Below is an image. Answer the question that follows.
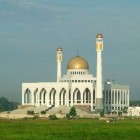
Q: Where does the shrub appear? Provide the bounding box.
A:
[69,106,77,118]
[66,113,70,119]
[40,110,46,114]
[106,110,111,115]
[100,109,104,117]
[49,114,58,120]
[27,110,34,115]
[122,107,128,114]
[118,111,122,116]
[33,114,39,119]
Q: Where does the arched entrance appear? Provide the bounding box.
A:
[24,88,31,104]
[34,88,38,104]
[39,88,47,106]
[73,88,81,104]
[59,88,66,105]
[49,88,56,106]
[93,89,95,103]
[83,88,91,104]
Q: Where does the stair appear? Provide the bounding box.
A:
[47,105,70,114]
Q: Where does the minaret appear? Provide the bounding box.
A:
[96,34,103,112]
[57,47,62,82]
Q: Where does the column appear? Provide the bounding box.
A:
[108,90,109,106]
[117,89,118,111]
[91,88,93,111]
[125,90,127,107]
[22,87,25,105]
[81,89,83,104]
[31,88,34,105]
[104,90,106,106]
[71,89,73,106]
[41,92,44,105]
[125,91,127,106]
[56,90,59,107]
[66,90,69,106]
[37,92,40,106]
[46,89,49,107]
[75,92,77,104]
[110,90,112,111]
[119,90,121,110]
[127,90,129,107]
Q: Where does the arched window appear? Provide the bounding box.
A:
[83,88,91,103]
[24,88,31,104]
[49,88,56,106]
[73,88,81,104]
[59,88,66,105]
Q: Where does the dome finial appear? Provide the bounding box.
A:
[57,47,62,51]
[96,34,103,38]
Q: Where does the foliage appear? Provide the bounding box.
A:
[33,115,39,119]
[122,107,128,114]
[118,111,122,116]
[66,113,70,119]
[69,106,77,118]
[40,110,46,114]
[130,100,140,106]
[48,114,58,120]
[112,111,117,114]
[106,110,111,115]
[100,109,104,117]
[27,110,34,115]
[0,97,19,112]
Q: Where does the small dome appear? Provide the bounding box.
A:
[57,47,62,51]
[67,56,89,70]
[96,34,103,38]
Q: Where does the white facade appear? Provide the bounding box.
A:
[22,64,96,111]
[96,34,103,111]
[22,34,130,112]
[104,81,129,114]
[128,107,140,116]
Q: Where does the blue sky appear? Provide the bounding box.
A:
[0,0,140,102]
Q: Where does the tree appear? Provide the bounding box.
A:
[0,97,19,112]
[69,106,77,118]
[40,110,46,114]
[122,107,128,114]
[118,110,122,116]
[100,109,104,117]
[49,114,58,120]
[130,100,140,106]
[27,110,34,115]
[106,109,111,115]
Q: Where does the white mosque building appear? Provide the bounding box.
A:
[22,34,129,113]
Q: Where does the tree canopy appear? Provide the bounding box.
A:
[69,106,77,118]
[0,97,19,112]
[130,100,140,106]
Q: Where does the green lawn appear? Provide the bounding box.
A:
[0,118,140,140]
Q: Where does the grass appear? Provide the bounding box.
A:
[0,118,140,140]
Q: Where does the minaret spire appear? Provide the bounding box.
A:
[96,34,103,112]
[57,47,62,82]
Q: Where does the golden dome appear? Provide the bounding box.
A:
[67,56,89,70]
[96,34,103,38]
[57,47,62,51]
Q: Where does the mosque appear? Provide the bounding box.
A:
[22,34,129,113]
